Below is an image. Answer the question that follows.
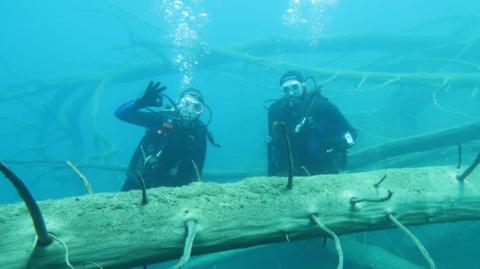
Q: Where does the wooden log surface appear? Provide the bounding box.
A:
[1,165,479,268]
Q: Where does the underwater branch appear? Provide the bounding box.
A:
[347,120,480,169]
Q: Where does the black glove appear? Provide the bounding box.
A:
[135,81,167,108]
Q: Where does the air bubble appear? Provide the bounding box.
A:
[281,0,338,43]
[173,0,183,9]
[154,0,209,87]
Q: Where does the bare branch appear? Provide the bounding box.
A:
[311,215,343,269]
[66,160,93,194]
[388,214,436,269]
[172,220,198,269]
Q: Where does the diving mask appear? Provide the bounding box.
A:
[281,79,303,97]
[177,94,204,121]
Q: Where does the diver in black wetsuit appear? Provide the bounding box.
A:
[115,81,219,191]
[267,71,357,176]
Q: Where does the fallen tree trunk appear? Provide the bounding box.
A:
[0,165,479,268]
[348,121,480,170]
[375,140,480,169]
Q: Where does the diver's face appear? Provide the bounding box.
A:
[281,79,303,97]
[177,94,203,121]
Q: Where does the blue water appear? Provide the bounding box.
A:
[1,1,479,268]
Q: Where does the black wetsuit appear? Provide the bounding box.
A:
[267,90,357,176]
[115,100,207,190]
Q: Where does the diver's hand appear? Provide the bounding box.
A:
[135,81,167,108]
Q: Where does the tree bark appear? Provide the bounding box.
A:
[1,165,479,268]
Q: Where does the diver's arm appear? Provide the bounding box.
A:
[115,81,167,128]
[314,99,357,148]
[331,104,357,143]
[330,104,357,147]
[114,100,163,128]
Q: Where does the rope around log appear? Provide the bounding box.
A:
[388,214,436,269]
[311,215,344,269]
[172,219,198,269]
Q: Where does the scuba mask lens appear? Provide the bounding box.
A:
[191,102,203,114]
[177,95,204,120]
[281,80,303,97]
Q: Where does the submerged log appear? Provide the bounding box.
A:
[0,165,479,268]
[348,121,480,170]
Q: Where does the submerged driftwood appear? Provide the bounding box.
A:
[347,121,480,170]
[0,165,479,268]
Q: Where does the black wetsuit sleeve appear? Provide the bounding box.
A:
[313,98,357,144]
[114,100,163,128]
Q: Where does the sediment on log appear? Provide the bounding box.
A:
[0,165,479,268]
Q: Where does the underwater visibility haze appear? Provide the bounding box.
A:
[1,0,480,268]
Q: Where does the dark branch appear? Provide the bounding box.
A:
[373,175,388,188]
[136,172,148,205]
[0,162,52,246]
[275,121,294,190]
[350,190,394,207]
[456,151,480,181]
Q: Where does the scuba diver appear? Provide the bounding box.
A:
[115,81,219,191]
[267,71,357,176]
